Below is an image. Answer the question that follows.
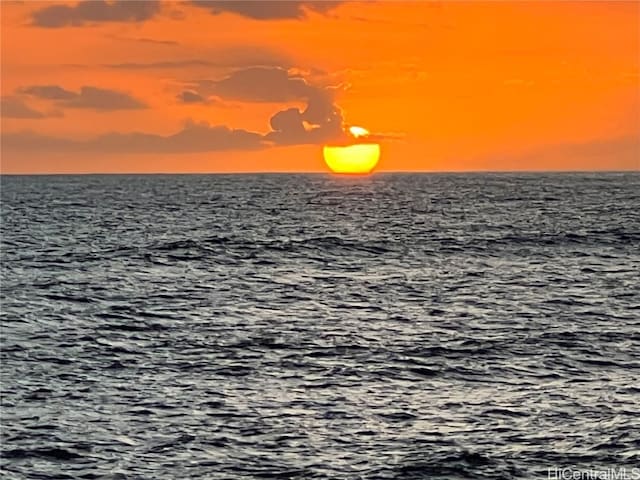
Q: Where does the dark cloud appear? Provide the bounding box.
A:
[0,96,61,119]
[177,90,207,104]
[31,0,161,28]
[265,103,345,146]
[189,66,348,145]
[21,85,76,100]
[205,66,311,103]
[4,65,394,152]
[21,85,147,111]
[195,65,402,146]
[302,91,341,125]
[269,108,305,134]
[65,86,147,110]
[2,120,264,154]
[190,1,343,20]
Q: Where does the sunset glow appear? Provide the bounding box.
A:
[0,1,638,173]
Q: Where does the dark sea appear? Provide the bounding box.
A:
[1,173,639,480]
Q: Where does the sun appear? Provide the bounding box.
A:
[323,144,381,174]
[349,126,370,138]
[323,126,381,174]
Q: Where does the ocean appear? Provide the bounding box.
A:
[1,173,639,479]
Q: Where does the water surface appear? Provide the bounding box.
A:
[2,173,639,479]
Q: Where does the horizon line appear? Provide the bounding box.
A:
[1,169,639,177]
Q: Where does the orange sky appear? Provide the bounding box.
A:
[1,1,639,173]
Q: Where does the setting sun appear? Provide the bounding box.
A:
[324,125,380,174]
[323,142,381,174]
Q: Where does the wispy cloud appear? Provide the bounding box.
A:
[2,120,264,153]
[105,34,180,46]
[1,96,62,119]
[20,85,76,100]
[105,47,292,71]
[22,85,147,111]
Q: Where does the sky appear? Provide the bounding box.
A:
[1,0,639,174]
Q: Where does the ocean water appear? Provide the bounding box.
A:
[1,173,639,480]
